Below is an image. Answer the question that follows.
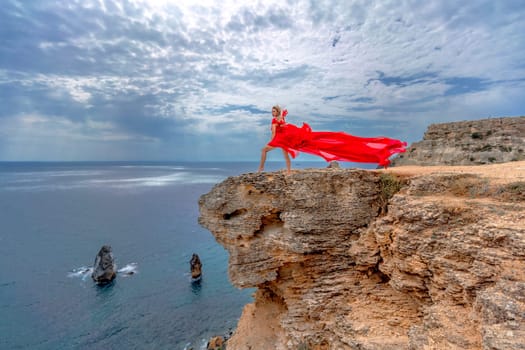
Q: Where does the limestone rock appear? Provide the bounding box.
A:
[91,245,116,284]
[207,336,225,350]
[475,280,525,350]
[199,161,525,350]
[327,161,340,168]
[391,116,525,166]
[190,253,202,280]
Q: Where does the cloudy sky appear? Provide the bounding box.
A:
[1,0,524,162]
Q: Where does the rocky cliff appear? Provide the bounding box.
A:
[199,161,525,350]
[391,116,525,166]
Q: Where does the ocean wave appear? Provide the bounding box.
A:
[83,172,224,188]
[67,263,138,280]
[10,170,105,178]
[183,338,209,350]
[1,184,89,192]
[0,170,106,191]
[85,172,186,187]
[0,171,224,191]
[67,266,93,280]
[118,165,187,170]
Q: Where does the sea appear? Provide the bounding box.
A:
[0,160,329,350]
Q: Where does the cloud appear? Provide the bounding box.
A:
[0,0,524,161]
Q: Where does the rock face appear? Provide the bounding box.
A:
[391,116,525,166]
[199,163,525,350]
[91,245,117,284]
[190,253,202,280]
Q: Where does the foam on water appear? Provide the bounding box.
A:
[183,338,210,350]
[67,267,93,280]
[68,263,138,280]
[117,263,138,276]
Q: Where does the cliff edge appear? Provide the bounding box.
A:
[199,161,525,349]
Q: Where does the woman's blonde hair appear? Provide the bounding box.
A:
[272,105,281,116]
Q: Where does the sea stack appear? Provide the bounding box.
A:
[91,245,117,284]
[190,253,202,280]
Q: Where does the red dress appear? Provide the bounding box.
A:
[268,117,407,167]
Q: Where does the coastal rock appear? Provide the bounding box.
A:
[207,336,225,350]
[190,253,202,280]
[91,245,117,284]
[327,161,340,168]
[391,116,525,166]
[199,161,525,350]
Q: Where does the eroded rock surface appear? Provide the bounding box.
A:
[199,163,525,350]
[190,253,203,280]
[391,116,525,166]
[91,245,117,284]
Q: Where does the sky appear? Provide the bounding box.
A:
[0,0,524,162]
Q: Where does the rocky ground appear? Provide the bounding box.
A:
[199,161,525,350]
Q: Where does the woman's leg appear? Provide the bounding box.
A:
[258,145,275,171]
[282,149,291,174]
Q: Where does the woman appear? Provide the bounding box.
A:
[258,106,407,172]
[258,105,292,174]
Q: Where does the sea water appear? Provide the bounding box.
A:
[0,161,327,349]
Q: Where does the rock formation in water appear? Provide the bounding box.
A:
[391,116,525,166]
[199,161,525,349]
[207,335,225,350]
[91,245,117,284]
[190,253,202,280]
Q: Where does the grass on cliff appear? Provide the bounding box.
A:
[449,177,525,202]
[448,175,490,197]
[497,181,525,202]
[379,173,407,214]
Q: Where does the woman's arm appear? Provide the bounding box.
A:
[270,124,277,140]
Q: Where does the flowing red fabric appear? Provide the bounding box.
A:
[268,119,407,167]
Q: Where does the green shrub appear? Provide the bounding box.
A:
[379,173,406,214]
[380,173,404,199]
